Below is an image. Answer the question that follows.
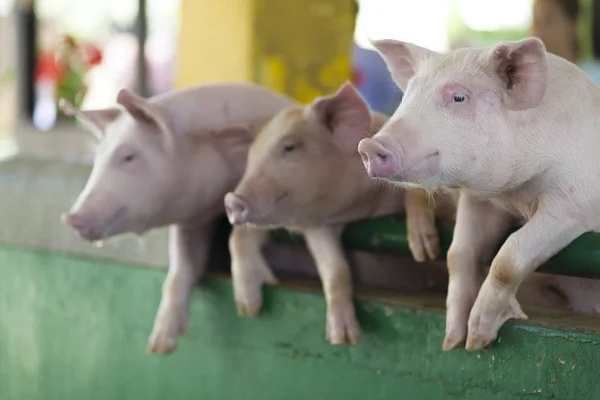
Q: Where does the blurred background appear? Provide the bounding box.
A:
[0,0,598,147]
[0,1,599,397]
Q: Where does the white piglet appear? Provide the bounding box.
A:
[61,83,296,353]
[358,37,600,351]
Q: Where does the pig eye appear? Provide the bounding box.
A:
[453,94,466,103]
[122,154,136,163]
[280,139,303,156]
[282,141,303,155]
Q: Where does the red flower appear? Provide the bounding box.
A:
[82,43,103,66]
[35,50,61,82]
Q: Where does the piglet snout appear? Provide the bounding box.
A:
[61,212,98,241]
[357,138,399,178]
[60,212,74,226]
[61,212,86,230]
[224,193,249,225]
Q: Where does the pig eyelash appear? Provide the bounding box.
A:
[453,94,466,103]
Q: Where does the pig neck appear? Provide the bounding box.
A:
[172,142,243,227]
[162,126,271,228]
[307,112,405,227]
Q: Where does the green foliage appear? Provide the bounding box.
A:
[57,66,87,111]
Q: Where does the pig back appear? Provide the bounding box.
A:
[153,83,298,136]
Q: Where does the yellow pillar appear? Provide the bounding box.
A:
[175,0,355,102]
[175,0,254,86]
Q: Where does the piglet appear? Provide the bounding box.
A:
[358,37,600,351]
[224,83,456,345]
[60,83,296,353]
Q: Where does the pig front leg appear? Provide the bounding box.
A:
[405,188,440,262]
[230,225,277,316]
[148,222,216,354]
[303,226,359,345]
[444,193,512,351]
[466,205,586,351]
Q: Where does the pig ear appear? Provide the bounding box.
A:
[304,82,371,153]
[59,98,120,140]
[116,88,172,133]
[370,39,436,91]
[488,38,548,111]
[211,126,254,175]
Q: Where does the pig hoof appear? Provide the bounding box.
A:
[147,336,177,354]
[326,299,360,345]
[466,292,528,352]
[443,287,479,351]
[407,224,440,262]
[236,301,262,317]
[233,264,278,317]
[147,307,189,355]
[465,335,493,352]
[442,329,466,351]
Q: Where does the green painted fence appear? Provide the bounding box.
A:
[1,245,600,400]
[272,217,600,279]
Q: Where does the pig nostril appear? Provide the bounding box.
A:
[227,203,246,217]
[224,193,249,224]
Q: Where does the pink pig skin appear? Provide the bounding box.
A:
[223,82,580,346]
[60,82,297,354]
[359,37,600,351]
[224,83,459,345]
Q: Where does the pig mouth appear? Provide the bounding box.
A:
[246,192,289,224]
[392,152,439,183]
[77,208,126,242]
[99,208,127,239]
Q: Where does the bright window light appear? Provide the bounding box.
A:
[354,0,450,52]
[0,0,14,17]
[457,0,532,31]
